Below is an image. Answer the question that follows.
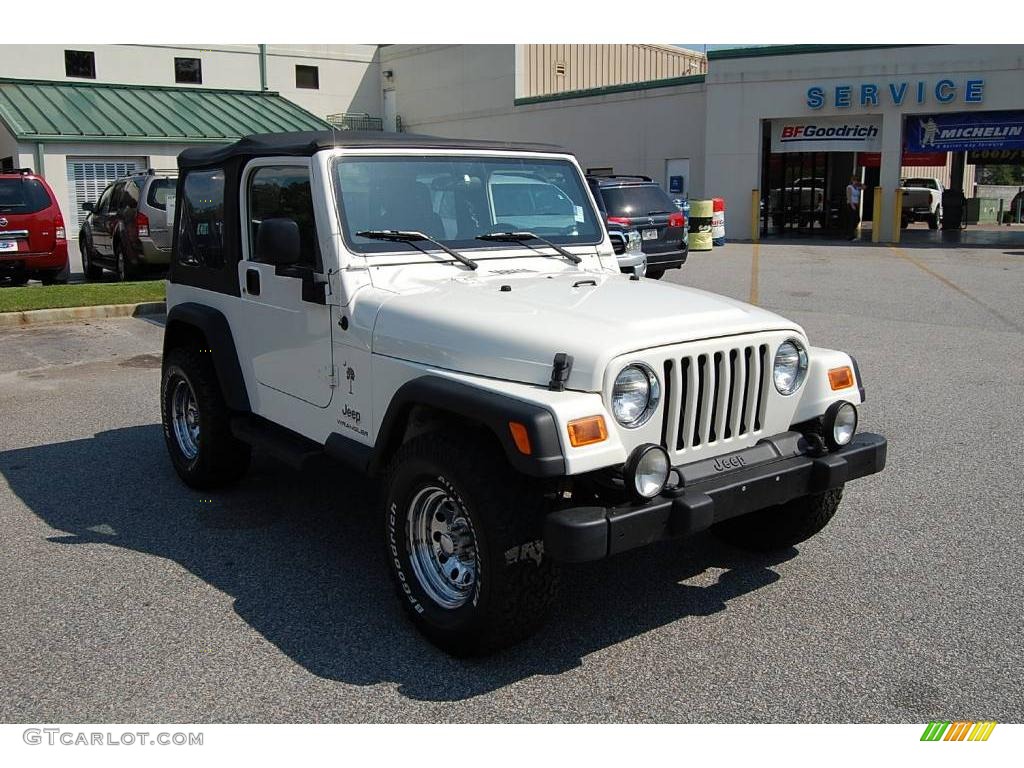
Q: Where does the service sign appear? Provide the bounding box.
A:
[771,115,882,153]
[904,110,1024,153]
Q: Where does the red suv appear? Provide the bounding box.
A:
[0,169,69,285]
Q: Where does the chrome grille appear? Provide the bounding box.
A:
[662,343,769,454]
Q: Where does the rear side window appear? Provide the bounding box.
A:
[248,165,319,268]
[600,184,677,217]
[146,178,175,210]
[177,170,225,268]
[0,178,53,214]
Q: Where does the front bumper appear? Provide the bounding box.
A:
[544,432,887,562]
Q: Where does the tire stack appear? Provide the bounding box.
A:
[689,199,714,251]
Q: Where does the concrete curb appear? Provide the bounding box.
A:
[0,301,166,329]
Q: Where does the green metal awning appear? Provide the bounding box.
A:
[0,78,332,144]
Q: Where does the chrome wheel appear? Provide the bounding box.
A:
[406,485,478,609]
[170,377,200,460]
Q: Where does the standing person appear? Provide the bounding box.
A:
[845,176,862,241]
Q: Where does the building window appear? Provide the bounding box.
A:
[64,50,96,79]
[587,167,614,177]
[174,57,203,85]
[295,65,319,90]
[0,156,13,172]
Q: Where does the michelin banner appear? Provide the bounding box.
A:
[905,111,1024,153]
[771,116,882,153]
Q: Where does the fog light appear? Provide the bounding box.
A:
[823,401,857,450]
[624,444,670,501]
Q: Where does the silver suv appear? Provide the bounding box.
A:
[79,170,177,281]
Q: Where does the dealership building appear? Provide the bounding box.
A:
[1,43,1021,243]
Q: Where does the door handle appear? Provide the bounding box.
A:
[246,269,261,296]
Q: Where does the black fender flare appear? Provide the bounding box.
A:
[328,375,566,478]
[163,302,250,412]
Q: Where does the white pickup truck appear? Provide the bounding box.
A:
[900,177,943,229]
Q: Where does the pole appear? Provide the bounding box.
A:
[258,44,268,92]
[872,187,882,243]
[892,188,903,244]
[751,189,760,242]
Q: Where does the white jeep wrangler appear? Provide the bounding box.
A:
[161,131,887,655]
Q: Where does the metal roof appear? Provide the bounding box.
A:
[178,130,568,168]
[0,78,332,144]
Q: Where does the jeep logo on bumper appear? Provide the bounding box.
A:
[713,455,747,472]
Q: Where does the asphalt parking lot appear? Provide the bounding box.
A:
[1,241,1022,723]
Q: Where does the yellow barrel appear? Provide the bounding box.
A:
[689,199,714,218]
[690,230,714,251]
[688,199,714,250]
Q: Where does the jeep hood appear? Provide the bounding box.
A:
[371,272,800,392]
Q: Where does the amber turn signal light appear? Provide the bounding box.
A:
[508,421,532,455]
[567,415,608,447]
[828,366,854,391]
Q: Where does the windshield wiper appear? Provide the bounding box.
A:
[356,230,478,270]
[475,232,582,264]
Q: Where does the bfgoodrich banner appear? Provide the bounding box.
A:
[905,111,1024,153]
[771,116,882,153]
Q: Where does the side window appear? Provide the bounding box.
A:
[248,165,319,268]
[109,182,126,211]
[124,180,140,208]
[177,169,226,268]
[96,185,114,214]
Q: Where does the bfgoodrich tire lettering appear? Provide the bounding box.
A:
[160,347,250,489]
[383,431,559,655]
[712,487,844,551]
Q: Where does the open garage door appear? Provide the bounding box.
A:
[65,157,145,231]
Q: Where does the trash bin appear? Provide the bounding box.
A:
[711,198,726,245]
[689,199,714,251]
[942,188,965,230]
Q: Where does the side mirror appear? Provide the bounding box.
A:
[255,218,301,266]
[82,201,94,212]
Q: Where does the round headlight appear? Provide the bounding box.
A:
[773,339,809,395]
[612,364,661,428]
[624,444,671,500]
[824,400,858,449]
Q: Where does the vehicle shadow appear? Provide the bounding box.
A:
[0,425,796,703]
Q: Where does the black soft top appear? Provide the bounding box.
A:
[178,130,568,170]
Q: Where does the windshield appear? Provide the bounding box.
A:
[0,178,51,214]
[334,155,602,253]
[600,184,677,217]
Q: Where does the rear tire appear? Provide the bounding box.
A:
[383,430,559,655]
[5,272,29,286]
[712,488,843,552]
[928,207,941,230]
[161,347,251,489]
[646,268,665,280]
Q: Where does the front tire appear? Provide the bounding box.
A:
[161,347,251,489]
[80,236,104,280]
[712,488,843,552]
[383,431,559,655]
[646,268,665,280]
[928,206,941,230]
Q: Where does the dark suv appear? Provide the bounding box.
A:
[587,175,687,280]
[79,170,177,281]
[0,168,69,285]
